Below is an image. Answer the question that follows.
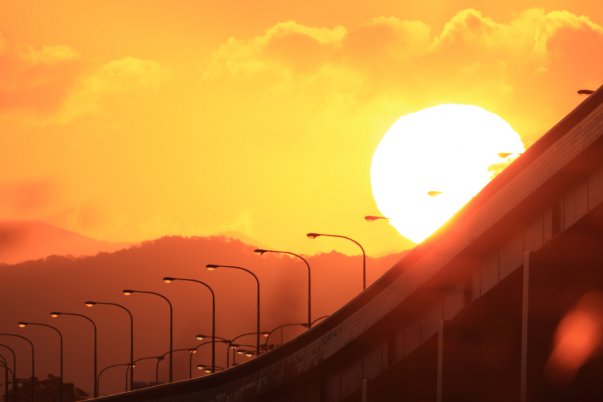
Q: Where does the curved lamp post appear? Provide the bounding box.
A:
[364,215,389,222]
[307,232,367,290]
[224,331,269,368]
[194,336,231,371]
[157,348,197,381]
[0,333,35,402]
[310,314,329,327]
[126,355,164,385]
[123,289,174,383]
[50,311,98,397]
[97,363,130,395]
[0,355,15,402]
[0,349,16,401]
[190,341,215,377]
[163,276,216,373]
[254,249,312,328]
[18,322,63,402]
[196,364,224,374]
[206,264,261,356]
[85,300,135,390]
[263,322,308,351]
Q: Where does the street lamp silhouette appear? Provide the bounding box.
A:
[578,89,594,95]
[18,321,63,402]
[232,344,256,366]
[126,355,164,385]
[364,215,389,222]
[122,289,174,383]
[156,348,197,381]
[263,322,308,351]
[205,264,261,356]
[97,363,130,395]
[85,300,135,391]
[0,355,15,400]
[306,232,367,290]
[163,276,216,373]
[224,331,269,368]
[194,335,231,371]
[0,333,35,402]
[0,345,16,399]
[196,364,224,374]
[254,249,313,329]
[50,311,98,397]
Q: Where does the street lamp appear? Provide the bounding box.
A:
[157,348,197,381]
[0,333,35,402]
[306,232,367,290]
[84,300,135,391]
[205,264,261,356]
[50,311,98,397]
[0,355,15,401]
[263,322,308,351]
[0,345,16,399]
[122,289,174,383]
[193,336,230,371]
[196,364,224,374]
[364,215,389,221]
[97,363,130,395]
[578,89,595,95]
[224,331,269,368]
[254,249,312,328]
[127,355,164,385]
[18,321,63,402]
[163,276,216,373]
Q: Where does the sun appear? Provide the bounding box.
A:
[370,104,524,243]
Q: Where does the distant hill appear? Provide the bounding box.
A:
[0,220,129,264]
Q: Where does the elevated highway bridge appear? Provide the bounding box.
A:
[93,86,603,402]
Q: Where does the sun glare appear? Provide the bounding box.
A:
[371,104,524,243]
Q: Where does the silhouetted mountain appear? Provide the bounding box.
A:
[0,221,129,264]
[0,235,405,397]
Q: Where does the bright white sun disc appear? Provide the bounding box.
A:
[371,104,524,243]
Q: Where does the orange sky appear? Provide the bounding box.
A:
[1,1,602,256]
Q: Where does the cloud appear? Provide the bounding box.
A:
[203,9,603,118]
[21,44,78,66]
[54,56,167,123]
[0,37,80,113]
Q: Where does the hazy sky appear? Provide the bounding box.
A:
[1,1,601,255]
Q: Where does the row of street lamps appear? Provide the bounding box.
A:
[1,229,371,400]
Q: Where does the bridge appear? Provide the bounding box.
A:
[92,86,603,401]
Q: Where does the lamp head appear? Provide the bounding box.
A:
[196,364,205,371]
[261,331,270,338]
[206,264,218,271]
[195,334,206,341]
[189,349,197,354]
[17,322,28,328]
[306,233,320,239]
[84,301,96,308]
[427,190,442,197]
[245,352,253,358]
[122,290,134,296]
[254,249,267,255]
[158,356,165,361]
[204,368,213,374]
[364,215,388,222]
[50,312,61,318]
[162,277,175,284]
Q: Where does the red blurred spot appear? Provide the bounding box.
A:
[546,292,603,384]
